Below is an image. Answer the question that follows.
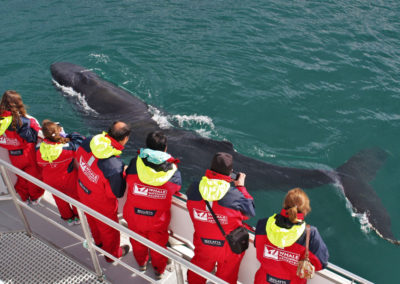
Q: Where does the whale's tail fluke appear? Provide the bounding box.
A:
[336,148,399,245]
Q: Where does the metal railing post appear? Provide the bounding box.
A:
[77,208,104,281]
[0,165,32,237]
[174,260,184,284]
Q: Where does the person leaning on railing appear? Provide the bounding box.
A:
[0,90,44,204]
[75,121,131,263]
[254,187,329,284]
[36,119,84,226]
[123,131,182,280]
[186,152,256,284]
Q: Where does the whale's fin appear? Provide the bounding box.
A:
[337,147,388,183]
[336,148,399,245]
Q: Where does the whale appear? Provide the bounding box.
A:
[50,62,398,245]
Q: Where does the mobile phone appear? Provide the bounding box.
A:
[230,171,239,181]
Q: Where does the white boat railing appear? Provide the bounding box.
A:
[0,156,374,284]
[0,158,228,284]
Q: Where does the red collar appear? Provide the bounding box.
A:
[280,209,304,221]
[0,111,12,117]
[167,157,180,164]
[205,169,232,183]
[106,134,124,151]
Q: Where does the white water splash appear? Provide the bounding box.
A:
[89,53,110,64]
[253,146,276,158]
[195,128,212,138]
[346,198,373,234]
[122,80,132,85]
[52,79,97,115]
[148,105,172,129]
[147,105,215,138]
[332,179,374,235]
[172,114,215,129]
[351,211,372,234]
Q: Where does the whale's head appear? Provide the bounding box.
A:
[50,62,153,118]
[50,62,94,89]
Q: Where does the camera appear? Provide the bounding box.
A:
[230,171,239,181]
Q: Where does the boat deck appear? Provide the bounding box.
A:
[0,231,104,284]
[0,192,179,284]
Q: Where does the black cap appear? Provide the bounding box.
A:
[210,152,233,176]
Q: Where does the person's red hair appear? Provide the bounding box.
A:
[283,187,311,223]
[42,119,70,144]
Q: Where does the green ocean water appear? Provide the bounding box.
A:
[1,0,399,282]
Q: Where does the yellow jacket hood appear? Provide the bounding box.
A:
[90,132,122,159]
[266,214,306,248]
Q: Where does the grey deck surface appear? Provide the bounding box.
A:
[0,193,177,284]
[0,231,105,284]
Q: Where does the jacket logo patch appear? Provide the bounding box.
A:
[0,136,20,146]
[192,208,228,225]
[263,245,300,266]
[134,207,156,216]
[133,184,167,199]
[201,238,225,247]
[79,156,99,184]
[9,149,23,156]
[266,274,290,284]
[78,180,92,195]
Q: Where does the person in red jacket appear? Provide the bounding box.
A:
[0,90,44,204]
[254,188,329,284]
[186,152,256,284]
[36,120,84,225]
[123,131,181,279]
[76,121,130,262]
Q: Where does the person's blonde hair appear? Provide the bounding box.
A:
[283,187,311,223]
[42,119,70,144]
[0,90,27,129]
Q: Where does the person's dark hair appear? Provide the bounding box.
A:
[146,131,167,151]
[42,119,70,144]
[210,152,233,176]
[108,121,131,142]
[0,90,27,129]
